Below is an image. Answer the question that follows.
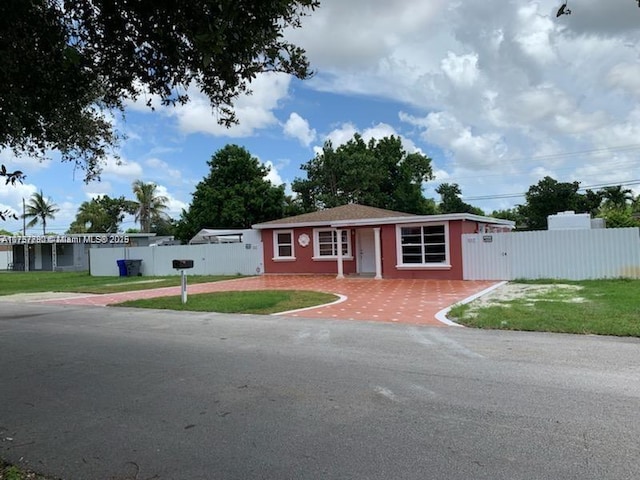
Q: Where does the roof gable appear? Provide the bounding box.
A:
[252,204,516,230]
[253,204,413,228]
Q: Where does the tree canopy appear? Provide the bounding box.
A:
[435,183,484,215]
[67,195,136,233]
[517,176,582,230]
[515,176,640,229]
[0,0,318,180]
[131,181,169,233]
[292,134,436,214]
[175,145,288,243]
[22,190,59,234]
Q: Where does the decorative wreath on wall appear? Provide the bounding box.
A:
[297,233,310,247]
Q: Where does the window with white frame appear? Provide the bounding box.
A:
[398,223,448,265]
[273,230,294,259]
[313,229,351,258]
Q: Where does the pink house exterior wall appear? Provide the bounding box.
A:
[261,219,488,280]
[261,227,357,275]
[379,220,478,280]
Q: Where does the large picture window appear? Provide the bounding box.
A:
[273,230,294,260]
[398,224,448,265]
[313,229,351,258]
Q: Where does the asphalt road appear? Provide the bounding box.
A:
[1,302,639,480]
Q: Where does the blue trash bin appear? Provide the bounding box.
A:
[116,259,127,277]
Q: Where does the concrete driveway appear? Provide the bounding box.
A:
[32,275,500,326]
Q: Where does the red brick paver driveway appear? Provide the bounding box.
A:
[39,275,500,327]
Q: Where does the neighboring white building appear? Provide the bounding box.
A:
[189,228,260,245]
[547,211,605,230]
[1,233,162,271]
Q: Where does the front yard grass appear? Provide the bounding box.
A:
[0,271,241,295]
[116,290,338,314]
[449,279,640,337]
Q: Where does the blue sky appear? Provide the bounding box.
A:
[2,0,640,235]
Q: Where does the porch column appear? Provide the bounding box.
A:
[374,227,382,279]
[52,242,57,271]
[336,228,344,279]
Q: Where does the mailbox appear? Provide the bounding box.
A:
[172,259,194,269]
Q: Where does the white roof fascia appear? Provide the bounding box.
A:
[254,213,515,230]
[331,213,514,227]
[252,220,349,230]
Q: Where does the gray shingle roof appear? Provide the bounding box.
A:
[253,204,413,227]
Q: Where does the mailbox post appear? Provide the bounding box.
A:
[172,259,194,304]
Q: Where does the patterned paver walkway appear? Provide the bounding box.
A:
[36,275,500,327]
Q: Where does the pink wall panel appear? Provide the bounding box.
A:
[261,227,356,275]
[261,220,480,280]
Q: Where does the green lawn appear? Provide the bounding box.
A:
[0,271,240,295]
[449,279,640,337]
[116,290,338,314]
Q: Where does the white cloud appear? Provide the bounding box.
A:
[169,73,291,138]
[441,52,480,88]
[315,122,421,156]
[402,111,506,170]
[83,181,113,199]
[286,0,447,71]
[263,160,285,186]
[514,4,557,65]
[145,158,182,181]
[607,63,640,97]
[154,184,188,218]
[100,155,144,180]
[0,184,37,205]
[283,113,316,146]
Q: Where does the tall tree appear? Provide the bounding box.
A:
[517,176,581,230]
[67,195,133,233]
[175,145,287,243]
[575,189,604,217]
[600,186,634,210]
[23,190,59,234]
[292,134,436,214]
[131,181,169,233]
[491,208,525,228]
[0,0,318,180]
[435,183,484,215]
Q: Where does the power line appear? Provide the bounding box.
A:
[434,156,640,183]
[464,179,640,202]
[506,143,640,163]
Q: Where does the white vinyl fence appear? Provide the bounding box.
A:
[0,249,12,270]
[462,228,640,280]
[90,242,264,276]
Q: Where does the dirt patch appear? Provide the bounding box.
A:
[462,283,586,316]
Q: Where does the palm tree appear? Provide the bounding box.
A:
[601,185,634,210]
[131,180,169,233]
[23,190,59,234]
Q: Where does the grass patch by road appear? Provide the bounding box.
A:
[0,271,242,295]
[1,459,51,480]
[449,279,640,337]
[116,290,338,314]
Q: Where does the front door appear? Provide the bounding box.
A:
[357,229,376,274]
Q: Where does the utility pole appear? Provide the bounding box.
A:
[22,198,26,236]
